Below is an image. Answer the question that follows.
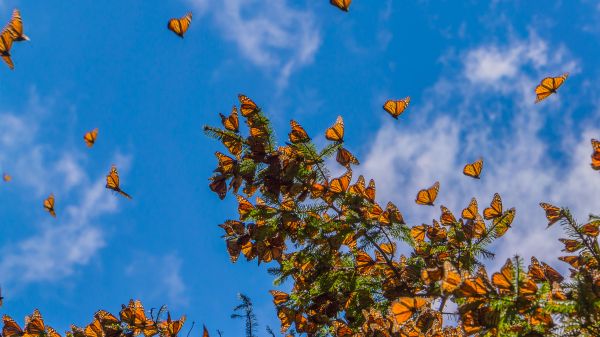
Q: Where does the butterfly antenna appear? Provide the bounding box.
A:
[217,330,223,337]
[186,321,195,337]
[150,308,156,321]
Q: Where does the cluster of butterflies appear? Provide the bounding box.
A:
[0,9,193,70]
[0,300,212,337]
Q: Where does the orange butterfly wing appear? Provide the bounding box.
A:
[383,97,410,119]
[219,106,239,132]
[539,202,562,227]
[534,73,568,103]
[43,194,56,217]
[6,9,28,42]
[238,94,258,116]
[3,173,11,182]
[288,120,310,144]
[463,158,483,179]
[167,12,192,38]
[0,30,14,70]
[391,297,428,324]
[483,193,502,219]
[415,181,439,206]
[330,0,352,11]
[106,165,132,199]
[591,139,600,170]
[83,128,98,147]
[325,116,344,142]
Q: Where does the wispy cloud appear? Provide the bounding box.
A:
[359,33,598,272]
[187,0,321,88]
[0,93,130,289]
[125,253,189,307]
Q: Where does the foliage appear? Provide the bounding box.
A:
[205,95,600,336]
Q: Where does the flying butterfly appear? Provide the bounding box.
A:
[2,173,11,182]
[5,9,29,42]
[167,12,192,38]
[43,194,56,217]
[483,193,502,220]
[415,181,439,206]
[463,158,483,179]
[539,202,563,227]
[220,106,239,132]
[83,128,98,148]
[0,29,14,69]
[591,139,600,170]
[534,73,568,103]
[383,97,410,119]
[325,116,344,142]
[330,0,352,11]
[106,165,132,199]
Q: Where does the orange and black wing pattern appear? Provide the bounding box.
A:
[5,9,29,42]
[0,29,14,70]
[383,97,410,119]
[591,139,600,170]
[106,165,132,199]
[415,181,439,206]
[463,158,483,179]
[534,73,568,103]
[43,194,56,217]
[330,0,352,11]
[325,116,344,142]
[167,12,192,38]
[83,128,98,148]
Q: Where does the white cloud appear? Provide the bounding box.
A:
[0,93,129,289]
[125,253,189,307]
[359,33,599,272]
[187,0,321,88]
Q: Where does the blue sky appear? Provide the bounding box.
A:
[1,0,600,335]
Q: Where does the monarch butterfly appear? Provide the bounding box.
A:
[539,202,562,227]
[0,29,14,69]
[2,173,11,182]
[591,139,600,170]
[410,224,427,242]
[220,106,239,132]
[528,256,564,284]
[335,147,359,168]
[329,170,352,194]
[5,9,29,42]
[483,193,502,220]
[43,194,56,217]
[288,120,309,143]
[463,158,483,179]
[236,195,254,220]
[83,128,98,148]
[383,97,410,119]
[24,309,45,337]
[440,205,457,225]
[215,152,236,175]
[269,290,290,306]
[415,181,439,206]
[355,251,376,274]
[442,261,461,294]
[325,116,344,142]
[158,313,186,337]
[534,73,568,103]
[330,0,352,11]
[390,297,428,324]
[462,197,478,220]
[167,12,192,38]
[3,315,23,337]
[105,165,132,199]
[238,94,258,116]
[492,259,514,295]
